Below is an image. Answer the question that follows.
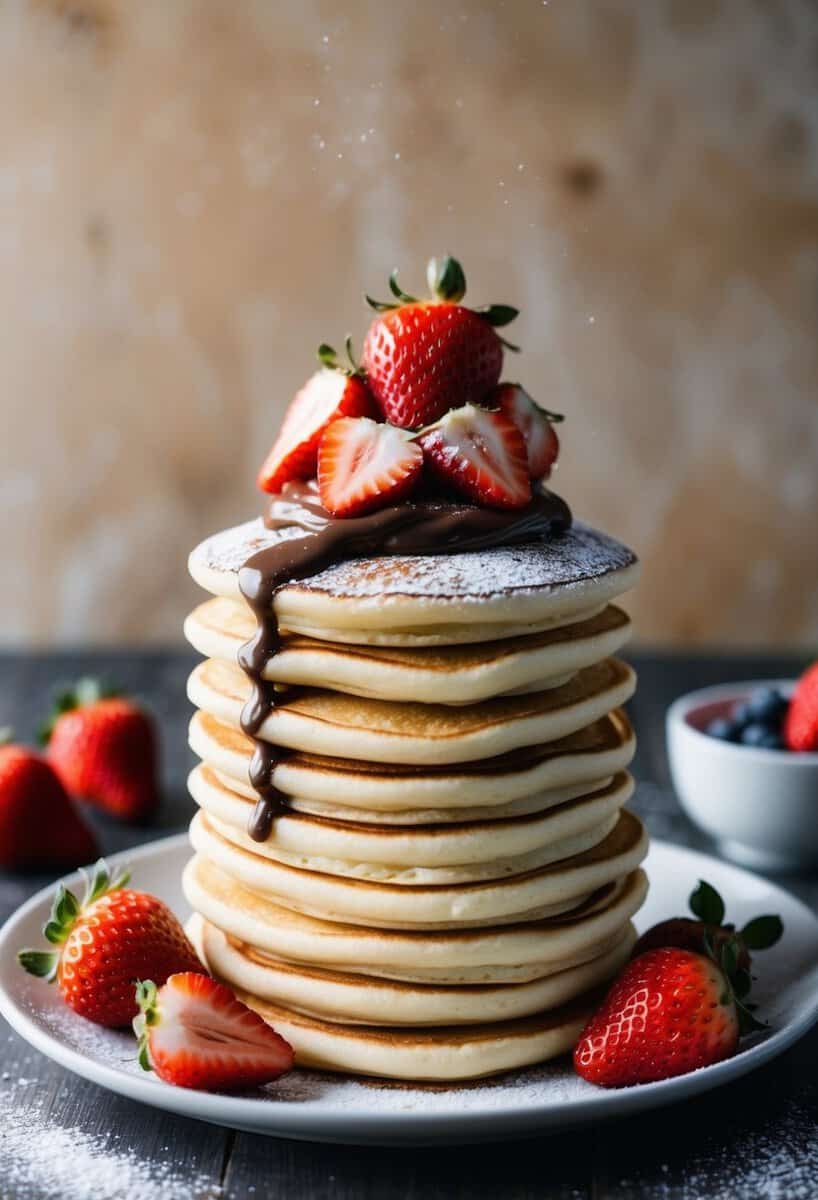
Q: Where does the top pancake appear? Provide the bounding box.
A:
[188,518,639,644]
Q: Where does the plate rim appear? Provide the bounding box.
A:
[1,832,817,1143]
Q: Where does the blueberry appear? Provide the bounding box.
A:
[741,722,773,746]
[706,718,738,742]
[746,687,789,725]
[731,700,753,729]
[758,732,785,750]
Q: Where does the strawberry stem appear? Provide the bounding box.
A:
[38,678,121,745]
[133,979,159,1071]
[17,857,130,984]
[427,256,466,303]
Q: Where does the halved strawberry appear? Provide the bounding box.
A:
[318,417,424,517]
[134,972,294,1092]
[256,365,377,495]
[492,383,562,481]
[415,404,532,510]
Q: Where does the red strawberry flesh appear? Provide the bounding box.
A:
[257,369,377,495]
[138,972,294,1092]
[416,404,532,510]
[493,383,560,480]
[318,417,423,517]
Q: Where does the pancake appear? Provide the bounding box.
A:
[189,764,634,873]
[188,707,636,816]
[203,806,619,886]
[184,598,632,704]
[189,764,633,882]
[195,917,636,1027]
[189,808,648,929]
[183,856,648,983]
[188,910,600,1080]
[187,656,636,766]
[188,518,639,645]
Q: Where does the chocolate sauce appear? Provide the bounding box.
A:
[237,482,572,841]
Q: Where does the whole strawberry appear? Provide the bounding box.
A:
[18,860,201,1027]
[134,972,294,1091]
[362,256,518,428]
[574,947,742,1088]
[784,661,818,752]
[0,737,97,871]
[42,679,160,822]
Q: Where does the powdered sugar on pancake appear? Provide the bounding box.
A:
[192,519,637,600]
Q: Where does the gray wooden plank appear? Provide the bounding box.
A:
[221,1132,591,1199]
[0,1020,228,1200]
[590,1030,818,1199]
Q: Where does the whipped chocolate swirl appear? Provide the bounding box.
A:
[237,481,572,841]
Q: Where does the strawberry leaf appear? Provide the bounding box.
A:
[741,915,784,951]
[474,303,519,328]
[388,269,418,305]
[732,968,753,1000]
[689,880,725,926]
[17,949,59,981]
[42,883,80,945]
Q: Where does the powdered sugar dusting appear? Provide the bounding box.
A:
[0,1077,220,1200]
[192,519,637,600]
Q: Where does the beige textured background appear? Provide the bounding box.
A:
[1,0,817,647]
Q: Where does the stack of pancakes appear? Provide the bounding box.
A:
[183,517,647,1082]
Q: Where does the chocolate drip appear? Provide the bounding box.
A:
[237,482,572,841]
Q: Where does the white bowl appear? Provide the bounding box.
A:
[666,679,818,872]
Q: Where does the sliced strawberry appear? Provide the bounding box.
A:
[318,417,424,517]
[415,404,532,510]
[257,369,377,495]
[134,972,294,1092]
[492,383,561,480]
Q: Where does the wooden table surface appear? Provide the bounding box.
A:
[1,650,816,1199]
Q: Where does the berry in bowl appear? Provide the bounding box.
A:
[666,664,818,872]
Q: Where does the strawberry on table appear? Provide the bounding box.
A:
[362,256,518,429]
[318,416,424,517]
[0,736,97,871]
[42,679,160,823]
[415,403,532,510]
[18,859,202,1027]
[134,972,294,1092]
[492,383,562,481]
[257,346,377,495]
[784,661,818,752]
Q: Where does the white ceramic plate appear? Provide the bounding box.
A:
[1,834,817,1146]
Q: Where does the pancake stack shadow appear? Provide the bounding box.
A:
[182,519,647,1082]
